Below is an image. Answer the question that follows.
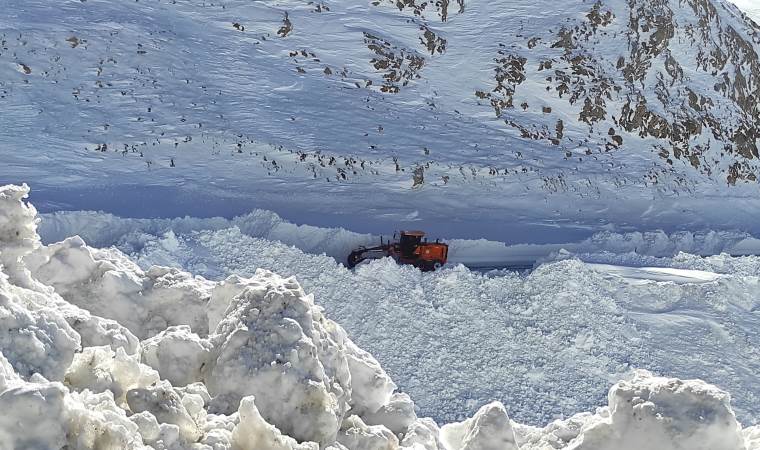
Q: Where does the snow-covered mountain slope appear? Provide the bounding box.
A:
[2,0,760,239]
[2,182,760,449]
[732,0,760,22]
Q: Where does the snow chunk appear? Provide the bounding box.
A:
[345,339,397,416]
[440,402,518,450]
[0,352,21,392]
[65,346,159,406]
[336,415,399,450]
[567,370,746,450]
[131,411,161,443]
[205,269,349,446]
[232,396,319,450]
[65,389,147,449]
[0,379,147,450]
[0,272,79,381]
[207,274,253,331]
[26,235,214,339]
[126,380,203,444]
[142,265,214,337]
[201,413,237,450]
[401,418,444,450]
[746,426,760,450]
[141,325,212,387]
[364,392,418,435]
[0,184,41,286]
[0,381,68,449]
[67,311,140,356]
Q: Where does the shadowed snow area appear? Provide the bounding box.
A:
[39,206,760,428]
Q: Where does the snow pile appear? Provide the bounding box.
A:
[1,183,760,449]
[0,184,415,449]
[38,209,376,263]
[517,370,752,450]
[102,222,760,426]
[441,402,518,450]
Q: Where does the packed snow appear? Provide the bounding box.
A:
[1,183,759,449]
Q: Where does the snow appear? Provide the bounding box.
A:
[586,264,723,284]
[441,402,518,450]
[27,198,760,429]
[141,326,212,387]
[4,0,760,247]
[3,181,760,448]
[2,0,760,446]
[516,370,749,450]
[53,212,760,428]
[731,0,760,22]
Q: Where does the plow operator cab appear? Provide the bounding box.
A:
[347,230,448,271]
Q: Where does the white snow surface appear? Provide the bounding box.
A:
[3,0,760,247]
[0,186,760,450]
[3,184,760,449]
[38,203,760,428]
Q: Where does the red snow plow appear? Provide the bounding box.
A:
[347,231,448,271]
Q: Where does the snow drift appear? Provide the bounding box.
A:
[1,183,759,449]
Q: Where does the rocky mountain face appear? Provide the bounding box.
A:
[474,0,760,185]
[2,0,760,189]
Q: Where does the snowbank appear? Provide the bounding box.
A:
[1,183,760,450]
[0,184,407,449]
[39,209,760,273]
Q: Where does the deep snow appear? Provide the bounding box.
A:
[3,183,760,449]
[731,0,760,22]
[36,197,760,429]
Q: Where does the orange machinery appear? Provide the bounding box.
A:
[347,230,448,271]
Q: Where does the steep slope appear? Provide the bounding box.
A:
[732,0,760,23]
[2,0,760,237]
